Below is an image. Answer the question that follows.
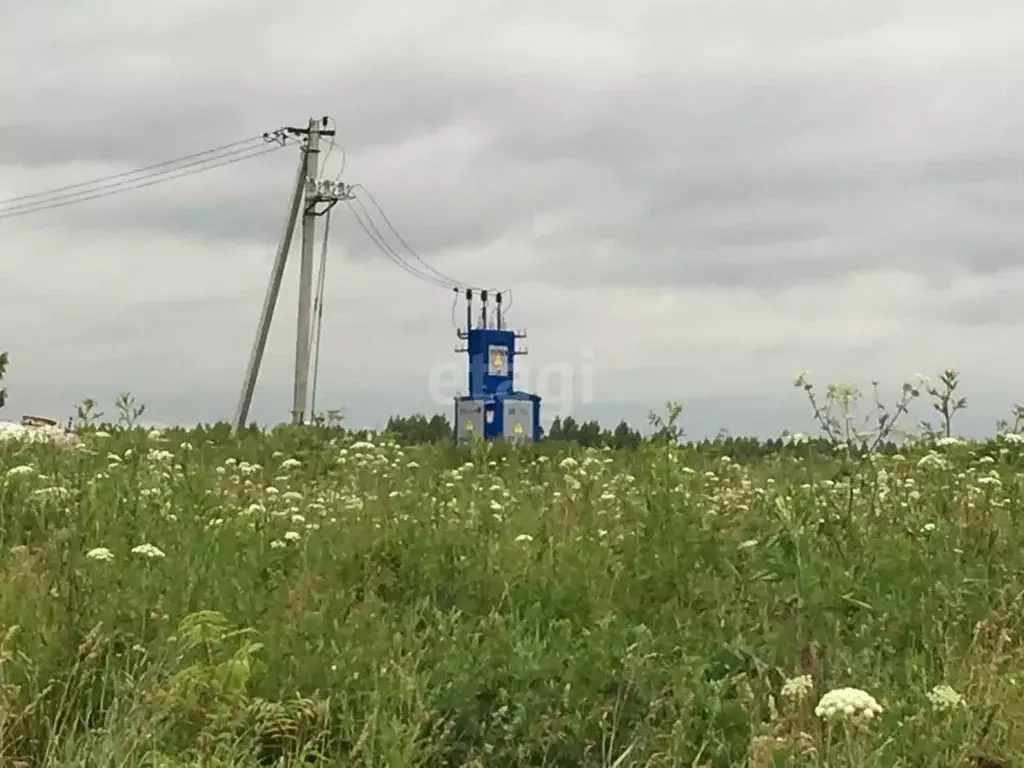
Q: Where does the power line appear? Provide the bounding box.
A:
[0,133,271,206]
[319,116,347,183]
[0,141,291,221]
[345,199,455,288]
[0,142,281,215]
[345,186,514,304]
[351,184,468,288]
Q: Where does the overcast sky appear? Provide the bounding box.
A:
[2,0,1024,438]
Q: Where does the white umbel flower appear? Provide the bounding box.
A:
[927,684,964,711]
[86,547,115,562]
[130,543,166,559]
[781,674,814,701]
[815,687,882,723]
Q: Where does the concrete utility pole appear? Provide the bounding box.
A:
[233,144,307,432]
[233,117,337,432]
[292,118,322,425]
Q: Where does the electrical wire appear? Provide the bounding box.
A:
[0,133,270,206]
[450,288,461,330]
[351,198,454,287]
[0,142,291,220]
[319,116,347,183]
[0,142,281,215]
[345,199,459,289]
[347,184,514,308]
[321,117,335,171]
[350,184,471,289]
[345,196,517,334]
[333,146,348,182]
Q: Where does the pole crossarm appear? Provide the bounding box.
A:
[305,179,354,217]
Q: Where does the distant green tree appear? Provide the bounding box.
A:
[380,405,875,458]
[610,420,642,450]
[575,420,604,447]
[559,416,580,441]
[385,413,453,444]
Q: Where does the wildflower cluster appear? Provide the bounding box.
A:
[0,415,1020,765]
[814,688,883,724]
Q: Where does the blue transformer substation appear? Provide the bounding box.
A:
[453,288,542,444]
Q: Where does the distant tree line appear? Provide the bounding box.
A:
[381,413,901,459]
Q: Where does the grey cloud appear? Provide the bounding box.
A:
[8,1,1021,295]
[6,0,1024,435]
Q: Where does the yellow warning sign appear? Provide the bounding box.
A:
[465,420,474,431]
[513,422,523,434]
[492,353,505,368]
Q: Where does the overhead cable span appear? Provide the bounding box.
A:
[0,130,294,221]
[343,185,513,309]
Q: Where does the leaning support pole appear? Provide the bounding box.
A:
[232,146,308,432]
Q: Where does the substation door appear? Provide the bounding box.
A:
[502,399,534,444]
[455,399,485,443]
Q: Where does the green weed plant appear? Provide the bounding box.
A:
[0,373,1021,766]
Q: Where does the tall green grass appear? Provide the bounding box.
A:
[1,424,1023,766]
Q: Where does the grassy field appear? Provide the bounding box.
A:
[1,423,1023,766]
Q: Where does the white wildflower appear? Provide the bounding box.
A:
[130,543,166,559]
[927,684,964,711]
[815,687,882,724]
[283,530,301,542]
[5,465,35,478]
[917,452,948,470]
[86,547,115,562]
[781,674,814,701]
[33,486,70,501]
[280,458,301,470]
